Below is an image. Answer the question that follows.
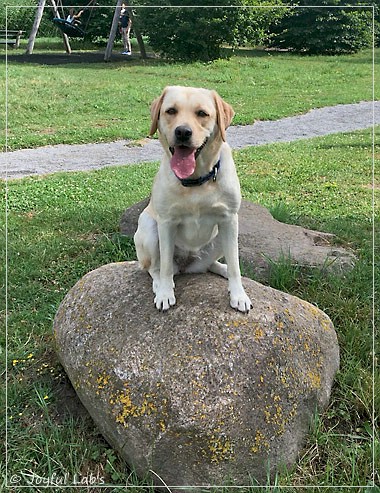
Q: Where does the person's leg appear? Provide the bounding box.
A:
[121,27,128,52]
[126,26,131,53]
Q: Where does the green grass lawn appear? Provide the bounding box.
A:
[1,43,379,490]
[0,42,377,150]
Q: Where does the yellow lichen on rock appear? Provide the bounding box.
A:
[111,387,159,427]
[320,316,333,332]
[208,433,234,463]
[303,302,333,333]
[96,372,111,390]
[251,429,269,453]
[254,326,264,340]
[307,370,321,389]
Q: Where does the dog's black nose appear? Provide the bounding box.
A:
[175,125,192,142]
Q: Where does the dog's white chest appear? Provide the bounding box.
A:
[176,213,219,251]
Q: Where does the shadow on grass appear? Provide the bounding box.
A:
[1,50,160,67]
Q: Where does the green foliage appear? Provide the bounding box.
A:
[136,0,242,62]
[1,0,37,32]
[371,0,380,46]
[234,0,288,47]
[268,2,373,54]
[136,1,288,61]
[2,2,374,55]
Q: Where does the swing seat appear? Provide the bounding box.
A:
[53,18,85,38]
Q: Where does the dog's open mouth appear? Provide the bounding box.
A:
[169,146,196,179]
[169,139,208,179]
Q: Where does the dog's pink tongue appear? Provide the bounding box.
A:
[170,146,196,179]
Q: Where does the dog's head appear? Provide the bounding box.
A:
[149,86,234,179]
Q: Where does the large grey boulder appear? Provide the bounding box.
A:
[54,261,339,489]
[120,199,355,281]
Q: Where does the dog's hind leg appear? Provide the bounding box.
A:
[208,261,228,278]
[186,258,227,278]
[184,240,227,278]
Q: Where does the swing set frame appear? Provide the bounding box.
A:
[25,0,146,61]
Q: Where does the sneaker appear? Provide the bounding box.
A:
[121,51,129,55]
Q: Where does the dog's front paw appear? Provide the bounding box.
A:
[230,289,252,314]
[154,289,176,311]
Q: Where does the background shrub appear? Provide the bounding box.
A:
[1,1,375,57]
[137,0,242,62]
[1,0,38,32]
[234,0,288,48]
[268,1,373,54]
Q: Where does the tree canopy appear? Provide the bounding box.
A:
[268,1,373,54]
[1,0,375,58]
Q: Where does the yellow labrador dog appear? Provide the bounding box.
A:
[134,86,252,313]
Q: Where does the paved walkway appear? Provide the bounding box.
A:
[1,101,378,179]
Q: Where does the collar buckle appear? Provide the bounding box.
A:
[213,163,218,182]
[179,160,221,187]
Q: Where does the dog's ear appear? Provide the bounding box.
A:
[149,88,167,136]
[213,91,235,142]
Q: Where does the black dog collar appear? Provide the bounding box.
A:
[179,160,220,187]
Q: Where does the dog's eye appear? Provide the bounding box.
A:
[197,110,209,118]
[166,107,177,115]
